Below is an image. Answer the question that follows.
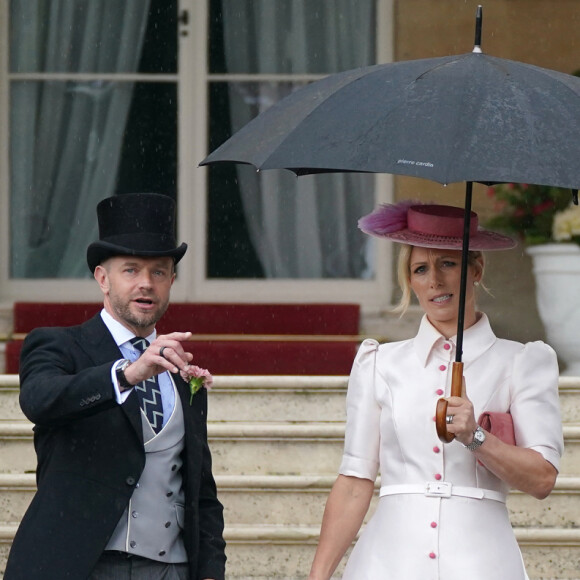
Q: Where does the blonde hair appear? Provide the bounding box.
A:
[393,244,485,315]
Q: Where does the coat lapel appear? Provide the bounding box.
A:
[78,313,144,440]
[78,313,124,365]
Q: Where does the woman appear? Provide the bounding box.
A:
[308,202,563,580]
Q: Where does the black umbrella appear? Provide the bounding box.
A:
[201,6,580,441]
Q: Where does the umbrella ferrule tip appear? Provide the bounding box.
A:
[472,46,482,54]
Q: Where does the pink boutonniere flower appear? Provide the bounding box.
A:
[181,365,213,405]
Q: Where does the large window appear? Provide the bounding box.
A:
[207,0,377,279]
[1,0,393,305]
[8,0,178,279]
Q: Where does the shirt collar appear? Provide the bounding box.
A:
[100,308,157,348]
[413,312,496,367]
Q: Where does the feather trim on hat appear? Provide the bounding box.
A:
[358,200,422,236]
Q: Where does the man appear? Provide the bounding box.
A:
[5,193,226,580]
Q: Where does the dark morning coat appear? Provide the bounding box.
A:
[4,314,226,580]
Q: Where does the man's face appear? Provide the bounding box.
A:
[95,256,176,337]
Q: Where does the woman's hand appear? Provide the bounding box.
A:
[444,378,478,446]
[443,378,558,499]
[307,475,374,580]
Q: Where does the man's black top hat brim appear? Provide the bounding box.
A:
[87,241,188,273]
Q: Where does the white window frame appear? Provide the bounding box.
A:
[0,0,395,314]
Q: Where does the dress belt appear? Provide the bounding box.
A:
[379,481,507,503]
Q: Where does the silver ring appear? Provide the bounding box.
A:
[159,346,167,359]
[446,414,454,425]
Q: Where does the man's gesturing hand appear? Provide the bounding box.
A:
[124,332,194,385]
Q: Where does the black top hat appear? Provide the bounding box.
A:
[87,193,188,273]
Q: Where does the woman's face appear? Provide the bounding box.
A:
[409,247,482,338]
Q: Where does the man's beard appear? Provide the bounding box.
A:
[109,290,169,330]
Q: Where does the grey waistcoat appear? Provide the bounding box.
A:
[105,377,188,562]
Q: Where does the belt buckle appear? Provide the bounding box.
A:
[425,481,452,498]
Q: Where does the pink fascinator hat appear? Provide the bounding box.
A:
[358,201,516,251]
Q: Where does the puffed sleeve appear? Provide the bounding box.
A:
[338,339,381,481]
[510,341,564,471]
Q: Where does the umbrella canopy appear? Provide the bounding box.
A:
[201,39,580,190]
[201,7,580,442]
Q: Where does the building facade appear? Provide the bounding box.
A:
[1,0,578,367]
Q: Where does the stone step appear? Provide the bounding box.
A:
[2,375,580,423]
[208,376,348,423]
[3,472,580,530]
[3,371,579,580]
[2,523,580,579]
[0,422,35,474]
[558,377,580,424]
[2,421,580,476]
[0,421,346,475]
[0,376,349,423]
[0,384,22,423]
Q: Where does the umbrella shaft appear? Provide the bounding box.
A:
[456,182,473,363]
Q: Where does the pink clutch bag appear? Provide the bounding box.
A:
[477,411,516,446]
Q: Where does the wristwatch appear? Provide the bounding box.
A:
[115,359,133,391]
[464,426,486,451]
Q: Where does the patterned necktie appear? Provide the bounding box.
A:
[130,337,164,433]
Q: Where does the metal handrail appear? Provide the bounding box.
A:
[1,374,580,389]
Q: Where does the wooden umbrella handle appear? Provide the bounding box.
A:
[435,362,464,443]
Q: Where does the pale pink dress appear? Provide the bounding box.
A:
[339,314,563,580]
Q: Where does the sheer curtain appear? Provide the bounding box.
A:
[222,0,376,278]
[10,0,151,278]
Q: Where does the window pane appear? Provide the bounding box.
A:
[116,83,178,199]
[9,0,176,74]
[10,80,177,279]
[207,1,378,279]
[211,0,376,74]
[138,0,178,74]
[207,82,265,278]
[207,82,375,279]
[8,0,178,279]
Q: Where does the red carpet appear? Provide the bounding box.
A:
[5,303,360,375]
